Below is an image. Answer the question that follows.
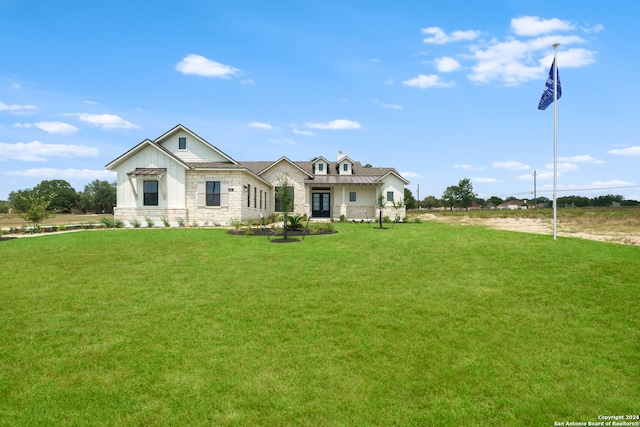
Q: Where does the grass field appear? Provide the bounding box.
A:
[1,223,638,426]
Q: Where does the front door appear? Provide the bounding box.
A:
[312,193,330,218]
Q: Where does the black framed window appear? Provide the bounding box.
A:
[247,184,251,207]
[387,191,394,202]
[206,181,221,206]
[318,163,324,171]
[143,181,158,206]
[349,192,356,202]
[178,137,186,150]
[343,163,349,172]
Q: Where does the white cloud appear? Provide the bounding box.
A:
[558,154,603,164]
[546,162,579,173]
[292,128,317,136]
[493,160,530,170]
[4,168,115,181]
[305,119,361,130]
[435,56,461,73]
[454,164,485,171]
[269,138,297,145]
[474,177,498,183]
[608,146,640,156]
[11,83,21,90]
[14,121,79,135]
[401,171,420,178]
[241,79,255,85]
[175,54,240,78]
[66,113,138,130]
[0,141,99,161]
[373,99,403,109]
[422,27,482,44]
[0,101,37,112]
[402,74,453,89]
[248,122,277,130]
[511,16,575,36]
[592,180,634,187]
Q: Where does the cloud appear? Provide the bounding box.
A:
[292,128,317,136]
[11,83,21,90]
[0,141,99,161]
[0,101,37,113]
[14,121,79,135]
[66,113,138,130]
[546,162,579,173]
[269,138,297,145]
[402,74,453,89]
[3,168,115,181]
[454,164,485,171]
[305,119,361,130]
[558,154,603,164]
[608,146,640,156]
[493,160,530,170]
[400,171,421,178]
[241,79,255,85]
[248,122,277,130]
[176,54,240,78]
[592,180,634,187]
[435,56,461,73]
[373,99,403,109]
[422,27,482,44]
[511,16,575,36]
[474,177,498,183]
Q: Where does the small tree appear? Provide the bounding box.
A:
[377,192,386,229]
[16,192,54,229]
[275,176,294,240]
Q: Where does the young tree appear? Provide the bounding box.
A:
[377,192,386,228]
[275,176,294,240]
[15,192,54,229]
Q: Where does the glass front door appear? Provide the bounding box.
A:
[312,193,330,218]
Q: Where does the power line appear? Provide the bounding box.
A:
[496,184,640,199]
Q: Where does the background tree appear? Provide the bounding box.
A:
[403,188,416,210]
[8,188,34,212]
[455,178,476,210]
[78,180,116,213]
[33,179,79,212]
[441,186,457,210]
[421,195,439,210]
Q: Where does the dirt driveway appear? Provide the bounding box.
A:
[420,214,640,246]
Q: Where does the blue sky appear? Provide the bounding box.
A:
[1,0,639,202]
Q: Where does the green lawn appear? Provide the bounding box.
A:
[1,223,638,426]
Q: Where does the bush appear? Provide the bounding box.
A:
[339,214,346,222]
[130,218,141,228]
[231,219,243,231]
[177,217,186,227]
[287,214,305,231]
[160,216,170,227]
[145,217,154,228]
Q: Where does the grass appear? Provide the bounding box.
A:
[1,223,639,426]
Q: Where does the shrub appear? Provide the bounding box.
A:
[100,217,115,228]
[231,219,243,231]
[244,226,254,235]
[130,218,141,228]
[413,217,422,223]
[145,217,154,228]
[160,216,170,227]
[176,217,186,227]
[339,214,346,222]
[287,214,305,231]
[58,224,67,231]
[383,216,391,223]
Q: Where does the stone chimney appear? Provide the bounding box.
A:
[337,151,345,162]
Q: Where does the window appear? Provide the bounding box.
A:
[206,181,221,206]
[143,181,158,206]
[343,163,349,172]
[387,191,394,202]
[247,184,251,207]
[318,163,324,171]
[349,192,356,202]
[260,190,263,209]
[254,187,257,209]
[178,137,186,150]
[275,186,294,212]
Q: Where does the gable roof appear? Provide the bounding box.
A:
[105,139,191,170]
[154,124,238,165]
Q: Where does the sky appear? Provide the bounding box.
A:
[1,0,639,202]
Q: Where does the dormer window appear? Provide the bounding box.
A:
[318,163,324,172]
[342,163,348,172]
[178,137,186,150]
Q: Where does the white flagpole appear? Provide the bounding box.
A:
[552,43,559,240]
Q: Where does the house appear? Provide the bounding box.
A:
[497,200,528,210]
[105,124,409,226]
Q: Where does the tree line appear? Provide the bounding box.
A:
[402,178,639,210]
[2,179,116,215]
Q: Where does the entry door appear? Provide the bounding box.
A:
[312,193,330,217]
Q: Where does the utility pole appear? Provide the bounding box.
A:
[533,170,537,208]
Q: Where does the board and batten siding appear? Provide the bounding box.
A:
[159,129,230,164]
[115,145,186,209]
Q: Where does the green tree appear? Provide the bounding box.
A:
[79,180,116,213]
[377,192,386,228]
[275,176,294,240]
[403,188,416,210]
[33,179,79,212]
[15,192,54,229]
[455,178,476,210]
[421,195,439,209]
[441,186,457,210]
[8,189,34,212]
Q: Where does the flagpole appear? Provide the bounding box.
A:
[552,43,559,240]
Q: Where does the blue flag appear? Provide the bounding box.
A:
[538,59,561,110]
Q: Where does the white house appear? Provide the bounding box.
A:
[105,124,409,226]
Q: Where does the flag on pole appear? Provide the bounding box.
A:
[537,59,561,110]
